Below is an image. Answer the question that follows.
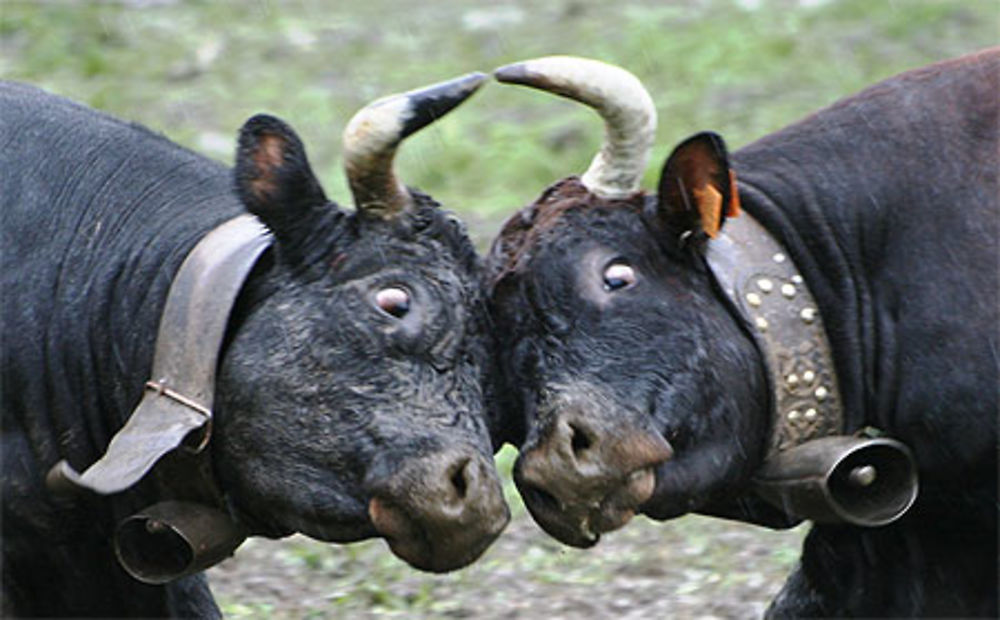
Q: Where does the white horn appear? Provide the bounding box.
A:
[342,72,487,219]
[494,56,656,199]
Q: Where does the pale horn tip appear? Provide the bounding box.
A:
[492,55,656,199]
[493,62,530,84]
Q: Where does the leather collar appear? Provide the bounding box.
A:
[47,214,271,497]
[704,212,845,458]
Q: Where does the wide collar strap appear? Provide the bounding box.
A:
[47,215,271,496]
[704,212,844,458]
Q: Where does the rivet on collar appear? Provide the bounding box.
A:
[704,212,844,457]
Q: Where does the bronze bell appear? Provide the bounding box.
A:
[114,501,247,584]
[752,436,918,527]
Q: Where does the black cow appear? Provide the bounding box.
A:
[1,75,509,617]
[486,51,998,617]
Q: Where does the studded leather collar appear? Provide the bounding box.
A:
[704,212,845,458]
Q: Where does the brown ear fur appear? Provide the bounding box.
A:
[656,132,738,239]
[234,114,329,234]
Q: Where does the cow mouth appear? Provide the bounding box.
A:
[368,496,509,572]
[516,466,657,548]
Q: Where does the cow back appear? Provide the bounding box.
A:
[732,50,999,493]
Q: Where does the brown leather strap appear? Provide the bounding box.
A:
[704,213,844,457]
[47,215,271,495]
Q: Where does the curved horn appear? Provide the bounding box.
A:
[342,72,488,219]
[494,56,656,200]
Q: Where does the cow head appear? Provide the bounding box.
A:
[486,57,769,547]
[212,74,510,572]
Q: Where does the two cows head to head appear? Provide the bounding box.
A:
[222,59,759,561]
[208,57,756,569]
[176,52,991,619]
[17,51,988,619]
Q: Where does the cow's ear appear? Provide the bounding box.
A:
[655,132,740,241]
[234,114,331,244]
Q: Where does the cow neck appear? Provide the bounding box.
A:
[704,211,845,459]
[47,214,272,505]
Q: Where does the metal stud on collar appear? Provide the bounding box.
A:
[704,212,843,455]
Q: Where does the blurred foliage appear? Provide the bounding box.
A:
[3,0,996,245]
[3,0,997,617]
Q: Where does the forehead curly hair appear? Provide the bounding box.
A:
[486,177,645,291]
[404,188,482,278]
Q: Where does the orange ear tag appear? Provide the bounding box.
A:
[727,170,742,218]
[692,183,724,238]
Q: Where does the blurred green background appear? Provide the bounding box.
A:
[5,0,997,246]
[3,1,997,618]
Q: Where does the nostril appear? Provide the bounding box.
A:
[569,422,593,456]
[449,457,471,500]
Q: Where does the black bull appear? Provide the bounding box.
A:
[486,50,998,616]
[1,77,510,618]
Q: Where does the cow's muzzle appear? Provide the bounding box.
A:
[366,447,510,572]
[514,410,673,547]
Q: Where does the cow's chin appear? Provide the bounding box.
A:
[231,496,506,574]
[276,511,378,544]
[367,497,506,573]
[638,445,746,521]
[228,496,378,543]
[518,467,657,548]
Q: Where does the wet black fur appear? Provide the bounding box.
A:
[487,51,998,617]
[1,82,494,616]
[489,179,769,518]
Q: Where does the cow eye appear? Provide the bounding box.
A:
[603,261,636,291]
[374,286,411,318]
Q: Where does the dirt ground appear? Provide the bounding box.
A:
[208,501,807,619]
